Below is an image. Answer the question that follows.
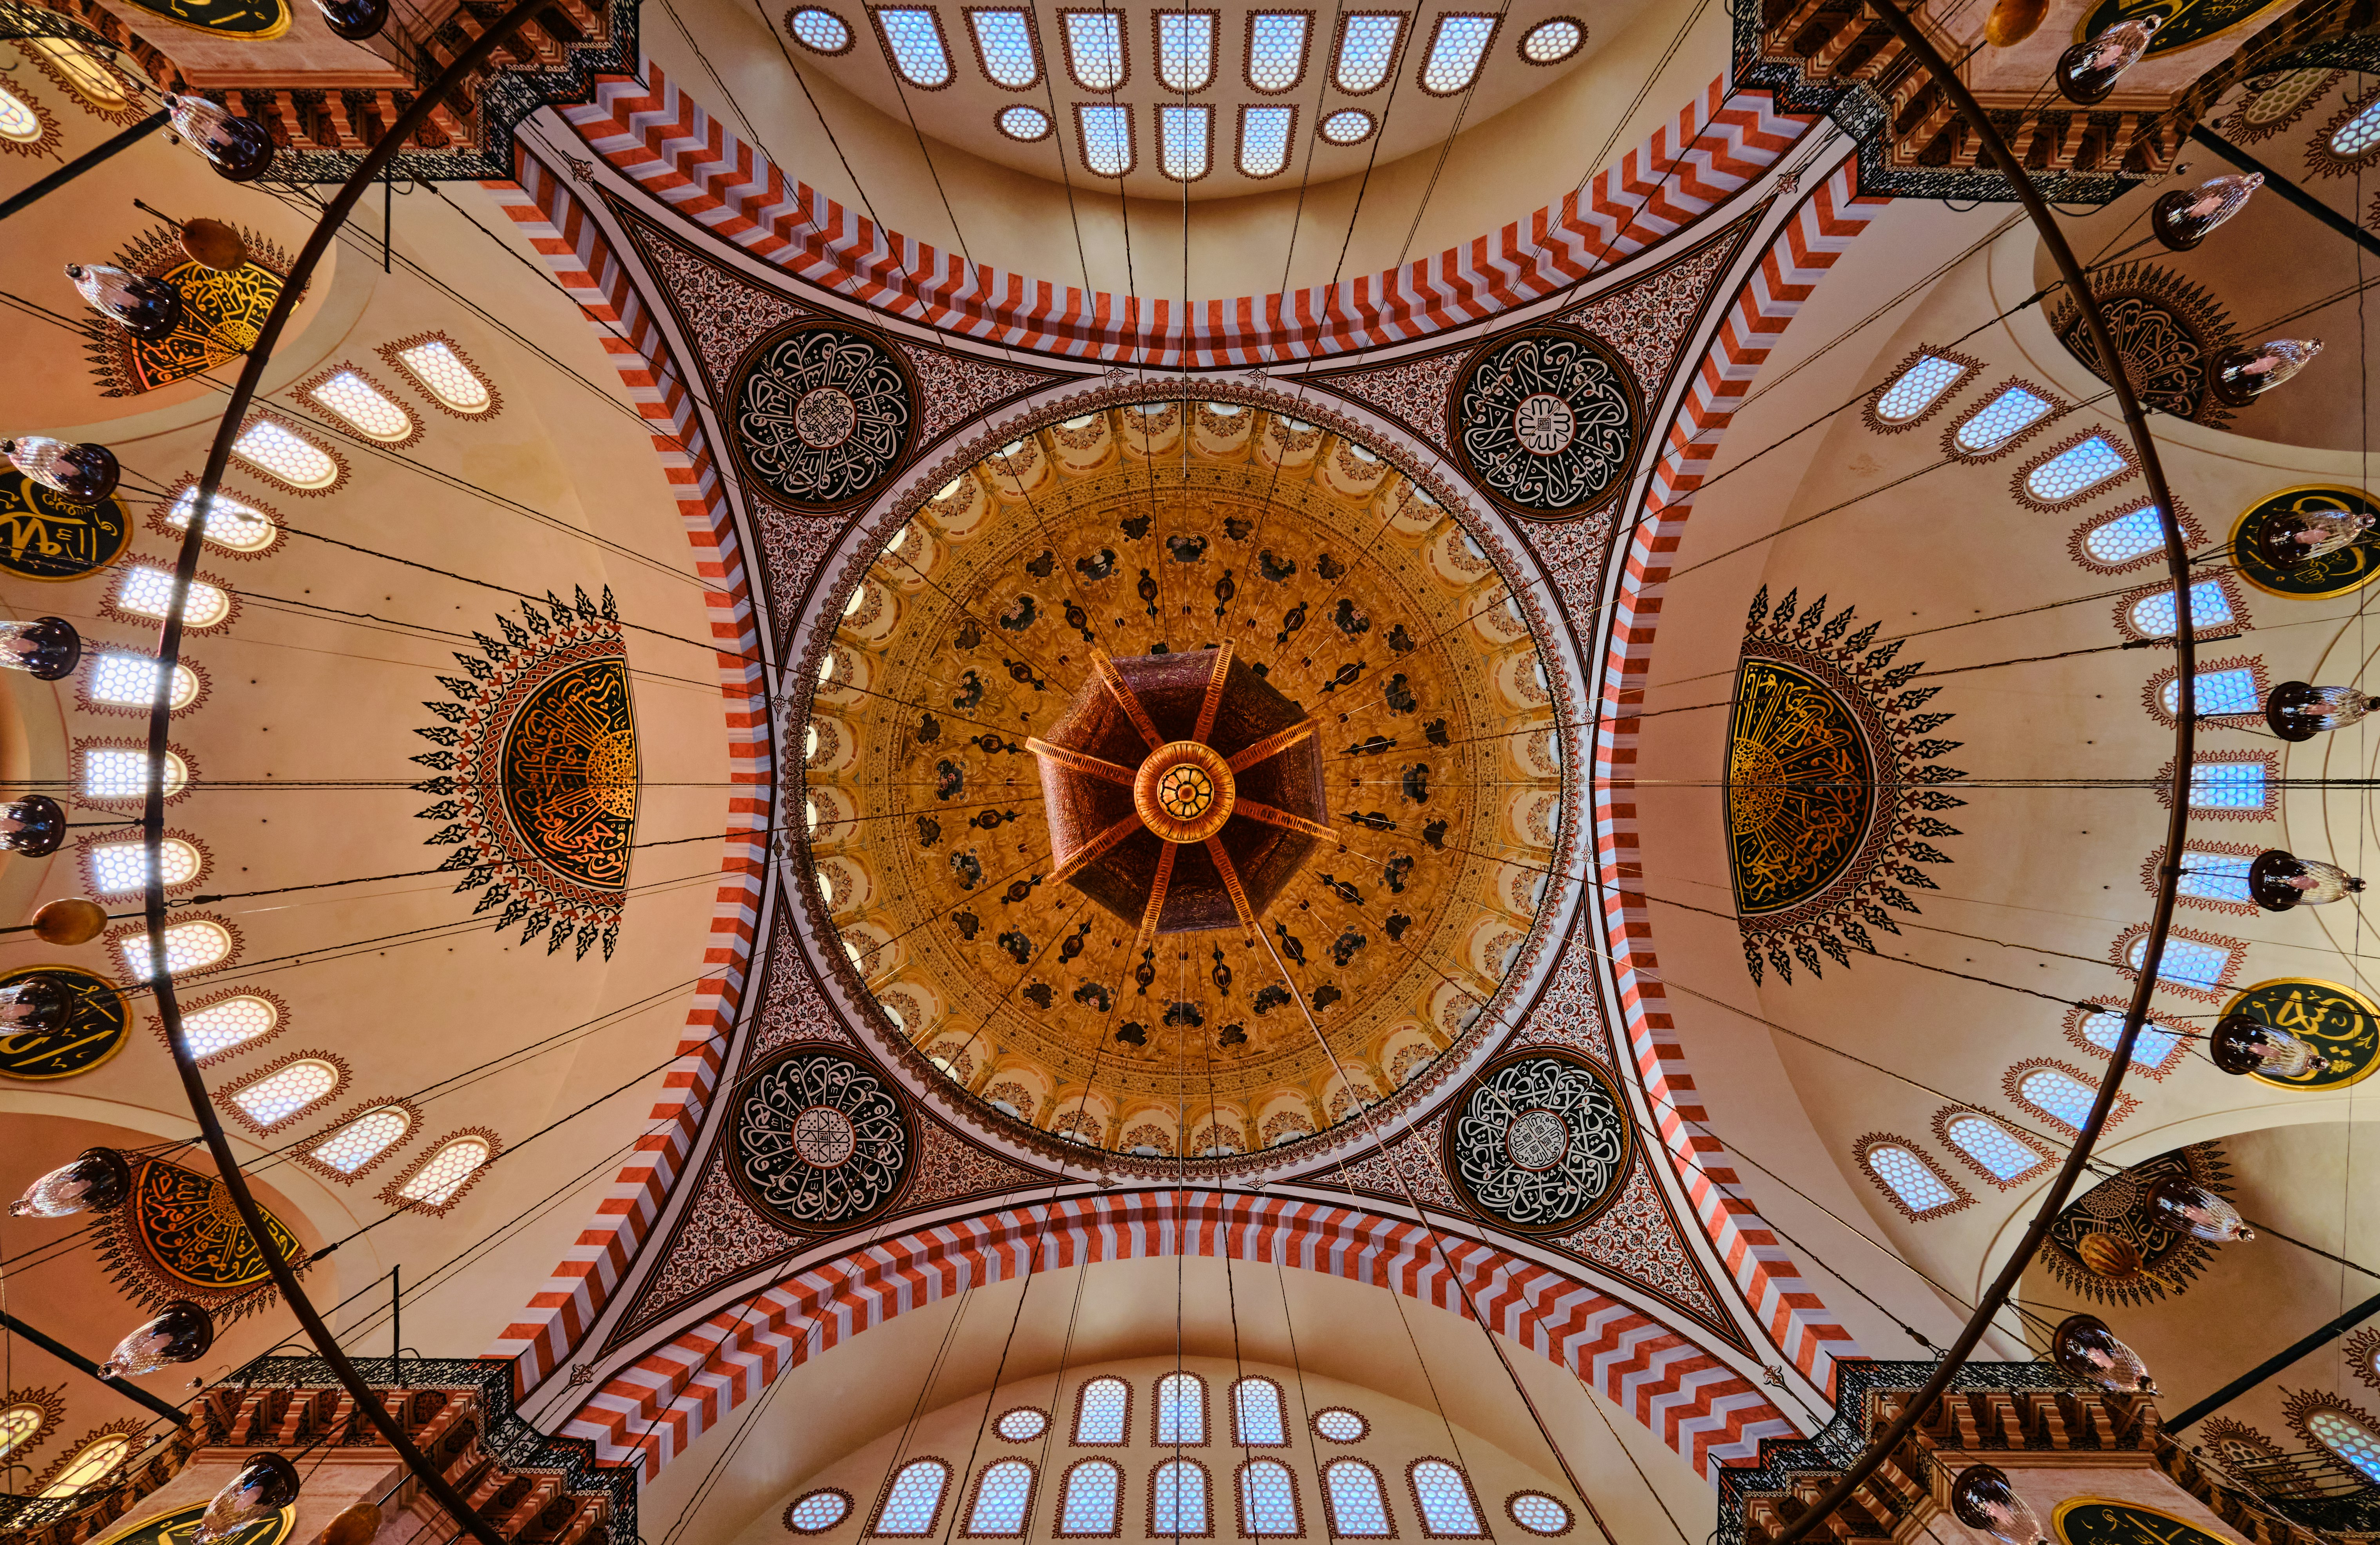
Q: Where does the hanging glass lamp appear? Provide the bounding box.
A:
[3,436,120,502]
[2152,172,2262,250]
[2265,681,2371,740]
[0,795,67,856]
[2056,15,2157,103]
[2247,849,2366,910]
[2051,1313,2156,1392]
[2209,1013,2329,1079]
[10,1147,132,1217]
[2145,1176,2254,1242]
[64,263,183,341]
[2210,338,2322,406]
[98,1300,214,1379]
[1949,1464,2050,1545]
[165,94,276,181]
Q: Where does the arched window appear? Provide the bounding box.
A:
[230,1058,342,1127]
[1057,1460,1122,1536]
[0,1400,47,1459]
[87,836,203,895]
[1332,13,1406,91]
[1231,1378,1286,1445]
[231,417,340,490]
[1855,1139,1966,1219]
[2128,580,2235,638]
[2332,96,2380,157]
[2188,756,2271,813]
[874,6,954,84]
[1157,103,1211,181]
[1076,103,1133,175]
[2016,1067,2099,1130]
[1155,1371,1207,1444]
[309,1106,413,1175]
[166,484,278,552]
[964,1459,1034,1537]
[114,566,231,628]
[0,83,43,144]
[968,9,1041,86]
[2082,503,2168,567]
[390,338,496,415]
[25,40,128,109]
[1238,1460,1300,1538]
[79,747,189,801]
[2309,1410,2380,1482]
[2023,436,2128,503]
[1073,1377,1129,1444]
[1418,13,1494,92]
[1940,1114,2049,1183]
[1408,1461,1485,1537]
[1156,9,1216,89]
[1248,11,1310,88]
[38,1433,130,1497]
[88,651,200,709]
[392,1135,494,1209]
[874,1459,952,1536]
[2123,932,2234,995]
[1150,1459,1209,1537]
[2160,667,2261,718]
[1322,1461,1394,1536]
[1873,353,1969,424]
[1062,9,1126,85]
[306,369,415,442]
[119,918,233,978]
[1952,385,2052,454]
[181,994,281,1059]
[2073,1006,2184,1068]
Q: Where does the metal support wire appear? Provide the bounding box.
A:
[1765,2,2198,1537]
[136,9,549,1545]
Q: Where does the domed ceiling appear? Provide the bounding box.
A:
[805,401,1562,1153]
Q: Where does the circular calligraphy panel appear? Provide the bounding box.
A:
[728,321,915,510]
[0,965,128,1080]
[2230,485,2380,599]
[0,471,130,582]
[2050,1498,2231,1545]
[1444,1050,1632,1232]
[92,1500,295,1545]
[2219,978,2380,1090]
[1451,326,1642,520]
[730,1049,914,1231]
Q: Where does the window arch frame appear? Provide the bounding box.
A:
[73,738,195,807]
[1931,1107,2055,1188]
[377,1127,500,1216]
[1862,344,1979,434]
[1054,1457,1125,1538]
[80,827,209,898]
[2141,839,2264,921]
[293,1097,422,1181]
[2110,922,2246,1004]
[961,1457,1039,1538]
[2286,1390,2380,1485]
[228,411,348,495]
[0,1387,63,1465]
[1153,1369,1211,1446]
[2013,429,2137,510]
[1147,1456,1214,1539]
[379,332,503,419]
[154,985,288,1067]
[153,474,284,558]
[2069,497,2206,575]
[1850,1133,1971,1221]
[1320,1458,1398,1538]
[2163,751,2279,821]
[871,4,960,87]
[2114,574,2246,644]
[2005,1057,2139,1134]
[109,913,240,981]
[1229,1376,1289,1447]
[32,1422,141,1498]
[1234,1457,1303,1539]
[299,361,423,447]
[80,646,208,718]
[2144,655,2268,729]
[1942,377,2063,461]
[871,1456,956,1537]
[1070,1376,1131,1446]
[217,1048,349,1133]
[1404,1459,1488,1539]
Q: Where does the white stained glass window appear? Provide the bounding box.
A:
[398,1136,492,1206]
[1954,385,2052,452]
[310,1106,413,1174]
[2310,1411,2380,1481]
[2085,504,2167,565]
[1518,17,1581,62]
[166,485,277,551]
[232,419,339,488]
[2333,97,2380,157]
[89,651,199,709]
[1078,103,1133,175]
[1943,1115,2046,1181]
[38,1435,130,1498]
[0,85,42,143]
[1151,1460,1207,1537]
[1156,1372,1205,1444]
[2076,1007,2184,1068]
[876,1459,952,1535]
[1507,1495,1570,1536]
[1156,9,1214,89]
[1333,13,1404,90]
[0,1403,42,1458]
[1159,103,1209,180]
[2189,758,2268,810]
[1058,1462,1121,1535]
[995,1408,1048,1441]
[2160,667,2260,717]
[2027,436,2128,503]
[2130,580,2234,637]
[1419,14,1494,92]
[1232,1379,1285,1445]
[1319,109,1374,144]
[80,747,189,800]
[1863,1143,1956,1213]
[1247,11,1309,88]
[1312,1408,1366,1442]
[2174,848,2255,904]
[1238,105,1293,175]
[2018,1067,2100,1129]
[878,7,954,84]
[27,40,126,109]
[1874,353,1965,422]
[1064,9,1126,87]
[233,1059,339,1126]
[1323,1461,1392,1536]
[2124,934,2231,994]
[115,565,231,628]
[181,994,280,1058]
[87,837,202,896]
[1074,1377,1128,1443]
[120,919,231,979]
[1410,1461,1484,1537]
[788,1492,853,1532]
[308,371,413,441]
[1240,1460,1298,1537]
[971,9,1039,84]
[967,1460,1034,1536]
[998,103,1052,139]
[395,339,495,413]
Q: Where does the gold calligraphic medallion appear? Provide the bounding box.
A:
[112,0,290,41]
[1727,658,1873,915]
[0,470,130,581]
[2074,0,2291,54]
[94,1500,295,1545]
[2220,978,2380,1089]
[0,966,128,1080]
[2230,485,2380,599]
[2051,1497,2230,1545]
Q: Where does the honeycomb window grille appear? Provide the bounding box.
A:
[79,747,188,800]
[1238,104,1294,175]
[394,1135,493,1207]
[1073,1377,1130,1444]
[231,418,340,490]
[118,919,232,979]
[2128,580,2235,638]
[1155,1372,1207,1444]
[875,1460,954,1536]
[114,565,231,628]
[2189,757,2269,810]
[1941,1114,2049,1182]
[2084,504,2168,566]
[994,1408,1048,1442]
[1246,11,1310,89]
[876,7,955,84]
[179,994,280,1058]
[1952,385,2053,454]
[1408,1462,1485,1537]
[1417,13,1493,92]
[1318,108,1374,143]
[998,103,1052,139]
[1058,1461,1122,1536]
[1332,13,1405,91]
[1062,9,1126,86]
[1505,1496,1570,1536]
[1874,353,1968,422]
[2332,96,2380,156]
[1856,1139,1965,1218]
[788,1492,854,1532]
[88,651,199,709]
[1517,16,1579,61]
[391,338,496,414]
[2309,1412,2380,1482]
[309,1106,413,1174]
[230,1058,340,1127]
[87,836,201,895]
[2172,847,2256,905]
[1323,1461,1394,1537]
[2016,1067,2100,1130]
[1238,1460,1299,1538]
[306,369,415,442]
[1232,1378,1286,1445]
[1077,103,1134,174]
[1155,10,1215,89]
[0,83,41,143]
[1312,1409,1367,1443]
[1158,103,1210,179]
[2075,1005,2185,1068]
[968,8,1041,83]
[27,39,129,110]
[2024,435,2130,504]
[2123,933,2233,995]
[2160,667,2261,718]
[165,485,277,551]
[1150,1460,1209,1537]
[964,1460,1035,1537]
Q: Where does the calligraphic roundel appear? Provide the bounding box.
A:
[1442,1048,1633,1233]
[728,1049,916,1232]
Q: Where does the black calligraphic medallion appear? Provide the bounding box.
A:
[2074,0,2289,55]
[1443,1049,1633,1233]
[500,656,638,892]
[2220,978,2380,1090]
[0,471,130,581]
[1450,326,1642,520]
[727,321,915,510]
[0,966,128,1080]
[1727,659,1874,915]
[93,1501,295,1545]
[128,1157,304,1296]
[114,0,290,40]
[2052,1498,2230,1545]
[728,1049,914,1232]
[2231,486,2380,599]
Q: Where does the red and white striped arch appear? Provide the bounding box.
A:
[561,1190,1799,1483]
[1592,156,1890,1397]
[558,65,1813,367]
[478,146,774,1393]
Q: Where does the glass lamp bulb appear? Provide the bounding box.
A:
[98,1300,214,1379]
[0,795,67,856]
[2057,14,2157,102]
[2147,1175,2254,1242]
[3,436,120,502]
[0,972,72,1032]
[10,1147,132,1218]
[195,1452,299,1544]
[2209,1013,2329,1078]
[2154,172,2262,248]
[164,94,276,182]
[2213,338,2322,405]
[63,263,184,342]
[2267,682,2372,737]
[2052,1313,2156,1393]
[1948,1464,2049,1545]
[0,617,81,680]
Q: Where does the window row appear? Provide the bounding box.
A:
[1867,351,2142,505]
[1053,1376,1366,1448]
[814,7,1582,96]
[984,100,1410,179]
[838,1455,1573,1538]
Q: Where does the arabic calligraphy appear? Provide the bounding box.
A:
[1727,659,1873,915]
[0,966,128,1080]
[2075,0,2290,54]
[2230,486,2380,599]
[128,1157,303,1294]
[0,471,130,582]
[112,0,290,38]
[730,323,914,508]
[1453,328,1641,518]
[2051,1497,2231,1545]
[1444,1051,1631,1232]
[2221,979,2380,1090]
[500,657,637,891]
[109,261,285,395]
[92,1501,294,1545]
[730,1050,912,1231]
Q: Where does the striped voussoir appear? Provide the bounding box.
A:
[561,1190,1798,1483]
[559,67,1814,367]
[479,147,773,1395]
[1594,157,1888,1400]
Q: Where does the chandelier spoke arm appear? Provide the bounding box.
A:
[1093,655,1168,749]
[1051,814,1149,884]
[1026,738,1139,785]
[1205,836,1258,931]
[1193,639,1235,745]
[1235,800,1337,841]
[1225,719,1319,772]
[1135,843,1179,958]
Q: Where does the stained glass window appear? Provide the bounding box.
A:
[2025,436,2127,502]
[397,1136,492,1206]
[232,419,339,488]
[394,339,494,413]
[119,919,232,979]
[1319,109,1374,144]
[1333,13,1404,90]
[1323,1461,1392,1536]
[2084,504,2166,565]
[876,1460,952,1535]
[80,748,188,800]
[232,1060,339,1126]
[2160,668,2259,717]
[1312,1408,1366,1442]
[1078,103,1132,174]
[1247,12,1309,87]
[2076,1007,2184,1067]
[180,995,280,1058]
[1232,1379,1285,1445]
[1419,14,1493,92]
[1239,105,1293,175]
[877,8,954,84]
[1874,354,1965,422]
[995,1408,1048,1441]
[38,1434,130,1497]
[2018,1067,2099,1129]
[1063,10,1126,86]
[2310,1411,2380,1481]
[1943,1115,2045,1181]
[2332,97,2380,157]
[1156,10,1214,88]
[308,370,413,441]
[1075,1377,1129,1443]
[1410,1461,1484,1536]
[970,8,1038,82]
[1058,1461,1121,1535]
[310,1107,412,1174]
[1863,1143,1957,1213]
[2188,758,2267,810]
[998,104,1051,139]
[0,85,43,143]
[1151,1460,1207,1536]
[1240,1461,1298,1537]
[1518,17,1580,61]
[87,837,201,895]
[115,565,231,628]
[89,651,198,709]
[2124,934,2231,993]
[967,1460,1034,1536]
[2129,580,2233,637]
[1953,385,2052,452]
[788,1492,852,1531]
[1507,1494,1570,1535]
[1156,1372,1205,1444]
[1159,103,1209,179]
[0,1404,42,1459]
[166,485,277,551]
